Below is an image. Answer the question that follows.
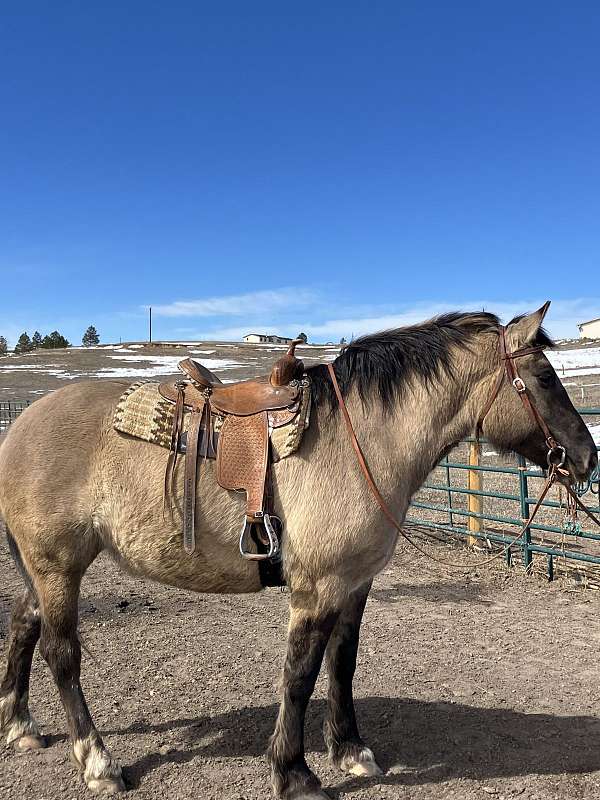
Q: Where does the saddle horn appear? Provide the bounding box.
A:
[270,338,304,386]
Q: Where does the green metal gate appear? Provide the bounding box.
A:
[407,408,600,578]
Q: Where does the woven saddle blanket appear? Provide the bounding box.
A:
[113,380,311,461]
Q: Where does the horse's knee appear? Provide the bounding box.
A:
[39,623,81,681]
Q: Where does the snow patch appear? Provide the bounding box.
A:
[95,354,242,378]
[0,365,77,378]
[588,424,600,446]
[548,347,600,377]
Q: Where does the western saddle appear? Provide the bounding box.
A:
[158,340,306,566]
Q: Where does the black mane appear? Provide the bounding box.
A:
[308,311,554,413]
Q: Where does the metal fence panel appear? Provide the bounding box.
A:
[0,401,30,433]
[409,408,600,578]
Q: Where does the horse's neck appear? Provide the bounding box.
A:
[337,369,484,503]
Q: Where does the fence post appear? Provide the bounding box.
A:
[517,454,532,572]
[468,441,482,546]
[444,454,454,527]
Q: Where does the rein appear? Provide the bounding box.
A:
[327,329,600,570]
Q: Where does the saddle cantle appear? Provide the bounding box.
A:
[158,339,307,567]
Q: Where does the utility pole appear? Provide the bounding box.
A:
[149,306,152,344]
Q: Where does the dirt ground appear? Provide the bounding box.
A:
[3,529,600,800]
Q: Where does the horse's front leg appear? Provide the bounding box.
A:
[268,598,339,799]
[323,580,382,777]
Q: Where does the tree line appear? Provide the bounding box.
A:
[0,325,100,355]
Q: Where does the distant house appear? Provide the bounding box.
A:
[578,318,600,339]
[243,334,293,344]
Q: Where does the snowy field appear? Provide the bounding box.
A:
[0,341,339,401]
[547,347,600,377]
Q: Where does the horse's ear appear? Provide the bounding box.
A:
[506,301,551,350]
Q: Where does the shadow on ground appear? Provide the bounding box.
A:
[369,581,494,605]
[107,696,600,791]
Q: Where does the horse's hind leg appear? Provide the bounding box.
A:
[0,589,45,751]
[37,571,124,794]
[323,580,382,778]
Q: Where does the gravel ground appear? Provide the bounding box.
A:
[3,533,600,800]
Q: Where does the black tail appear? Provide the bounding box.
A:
[5,526,36,597]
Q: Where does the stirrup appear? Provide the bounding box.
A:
[239,513,281,561]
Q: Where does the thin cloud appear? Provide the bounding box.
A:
[261,298,600,342]
[149,288,316,318]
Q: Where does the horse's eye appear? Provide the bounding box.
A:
[538,371,555,388]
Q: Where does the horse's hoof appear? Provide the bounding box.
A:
[339,747,383,778]
[86,777,126,794]
[14,734,48,752]
[285,790,330,800]
[347,758,382,777]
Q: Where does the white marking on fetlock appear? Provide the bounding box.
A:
[0,691,43,746]
[14,734,47,751]
[341,747,383,777]
[87,777,126,795]
[73,735,124,789]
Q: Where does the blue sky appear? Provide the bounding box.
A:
[1,2,599,346]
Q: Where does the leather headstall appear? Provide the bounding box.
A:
[476,325,566,469]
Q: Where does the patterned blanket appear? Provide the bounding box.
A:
[113,380,311,460]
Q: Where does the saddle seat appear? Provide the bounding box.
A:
[158,339,306,566]
[159,361,300,416]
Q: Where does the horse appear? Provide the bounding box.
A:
[0,304,596,799]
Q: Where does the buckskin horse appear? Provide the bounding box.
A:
[0,304,597,798]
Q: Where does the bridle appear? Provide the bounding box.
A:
[326,327,600,570]
[475,325,566,470]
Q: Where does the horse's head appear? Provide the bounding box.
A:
[479,302,597,483]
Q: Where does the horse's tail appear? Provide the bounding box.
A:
[5,525,36,597]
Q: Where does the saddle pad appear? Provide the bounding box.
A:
[113,381,190,449]
[270,378,312,460]
[113,380,311,459]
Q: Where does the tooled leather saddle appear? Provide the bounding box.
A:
[158,340,306,570]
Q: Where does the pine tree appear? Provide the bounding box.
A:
[14,332,33,354]
[297,332,308,343]
[0,336,7,356]
[31,331,43,349]
[82,325,100,346]
[41,331,70,349]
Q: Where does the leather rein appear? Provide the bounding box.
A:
[327,328,600,570]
